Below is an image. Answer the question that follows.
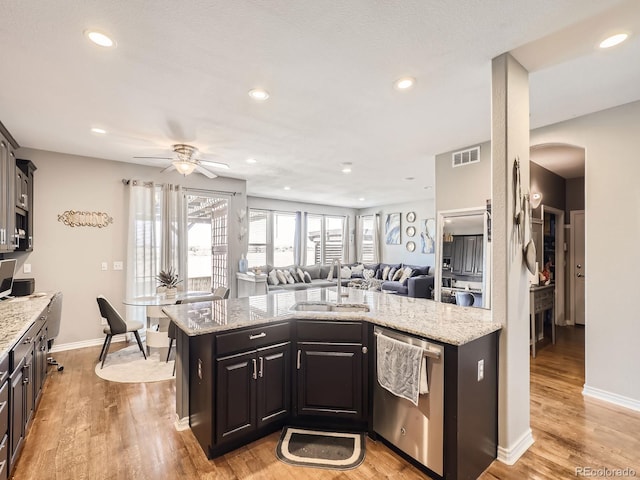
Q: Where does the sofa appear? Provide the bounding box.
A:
[259,262,434,299]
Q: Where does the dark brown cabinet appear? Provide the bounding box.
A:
[15,160,36,252]
[216,342,290,444]
[295,320,368,422]
[0,354,9,480]
[0,131,18,253]
[8,362,24,468]
[451,235,483,276]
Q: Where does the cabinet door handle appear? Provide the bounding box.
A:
[297,349,301,370]
[249,332,266,340]
[252,358,257,380]
[0,400,7,412]
[258,357,264,378]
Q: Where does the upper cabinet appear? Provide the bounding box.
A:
[451,234,483,276]
[0,123,18,253]
[15,160,36,251]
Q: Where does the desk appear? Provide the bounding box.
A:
[124,291,213,352]
[529,284,555,358]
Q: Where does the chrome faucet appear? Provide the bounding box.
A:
[332,259,348,301]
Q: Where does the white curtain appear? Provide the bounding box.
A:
[160,184,187,284]
[294,211,308,266]
[125,180,158,322]
[355,215,364,263]
[372,213,381,263]
[342,216,349,263]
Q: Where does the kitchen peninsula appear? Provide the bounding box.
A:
[162,287,502,480]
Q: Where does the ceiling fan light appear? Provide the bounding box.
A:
[173,160,196,175]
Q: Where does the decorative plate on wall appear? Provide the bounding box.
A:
[406,211,416,222]
[406,241,416,252]
[406,226,416,237]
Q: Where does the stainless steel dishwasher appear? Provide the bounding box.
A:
[373,326,444,476]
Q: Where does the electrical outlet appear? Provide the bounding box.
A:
[23,263,32,273]
[477,359,485,382]
[113,261,123,271]
[101,262,108,271]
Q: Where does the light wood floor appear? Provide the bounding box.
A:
[11,326,640,479]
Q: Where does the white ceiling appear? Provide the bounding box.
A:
[1,1,639,208]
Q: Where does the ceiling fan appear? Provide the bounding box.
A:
[134,144,229,178]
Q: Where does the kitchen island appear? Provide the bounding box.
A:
[162,287,502,480]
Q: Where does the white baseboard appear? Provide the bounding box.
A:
[174,415,190,432]
[497,429,534,465]
[583,385,640,412]
[50,334,129,353]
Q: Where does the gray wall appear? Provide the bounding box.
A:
[358,198,435,267]
[530,162,566,220]
[435,140,491,213]
[565,177,585,218]
[13,148,247,349]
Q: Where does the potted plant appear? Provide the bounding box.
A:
[156,267,182,297]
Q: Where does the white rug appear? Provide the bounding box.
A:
[95,344,175,383]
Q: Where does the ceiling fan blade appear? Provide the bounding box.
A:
[199,159,230,170]
[195,165,217,179]
[133,156,173,160]
[160,164,176,173]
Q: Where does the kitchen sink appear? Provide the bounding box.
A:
[290,301,370,313]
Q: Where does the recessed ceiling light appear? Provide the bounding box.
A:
[359,197,365,201]
[91,127,107,134]
[246,158,257,164]
[283,186,291,191]
[341,162,352,174]
[424,185,433,190]
[84,30,115,48]
[248,88,270,101]
[394,77,415,90]
[405,176,415,181]
[599,33,629,49]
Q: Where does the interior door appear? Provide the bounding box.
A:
[572,211,585,325]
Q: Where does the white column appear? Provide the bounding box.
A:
[491,53,534,464]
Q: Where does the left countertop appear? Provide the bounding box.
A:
[0,293,54,358]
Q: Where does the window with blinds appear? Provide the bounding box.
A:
[361,215,375,263]
[248,209,268,267]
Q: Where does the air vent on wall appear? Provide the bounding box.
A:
[452,146,480,167]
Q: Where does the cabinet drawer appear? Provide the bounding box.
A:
[0,356,7,385]
[10,323,38,372]
[216,322,290,356]
[296,320,363,343]
[0,381,7,436]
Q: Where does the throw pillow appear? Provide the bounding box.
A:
[288,268,300,282]
[276,269,287,285]
[363,268,375,280]
[382,265,390,281]
[351,264,364,278]
[389,267,398,281]
[340,266,352,279]
[399,266,413,284]
[296,267,306,283]
[267,269,279,285]
[283,270,296,284]
[392,267,404,281]
[303,271,312,283]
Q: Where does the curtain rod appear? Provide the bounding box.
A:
[121,179,242,196]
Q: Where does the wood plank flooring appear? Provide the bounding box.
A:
[11,326,640,479]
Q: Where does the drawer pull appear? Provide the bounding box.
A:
[297,349,301,370]
[258,357,264,378]
[0,400,6,411]
[249,332,266,340]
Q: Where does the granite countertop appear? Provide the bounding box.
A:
[0,293,54,358]
[162,287,502,346]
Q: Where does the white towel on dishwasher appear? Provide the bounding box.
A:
[376,333,425,406]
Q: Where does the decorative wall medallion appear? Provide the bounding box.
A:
[58,210,113,228]
[406,241,416,252]
[406,211,416,222]
[406,226,416,237]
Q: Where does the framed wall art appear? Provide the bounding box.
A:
[385,213,401,245]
